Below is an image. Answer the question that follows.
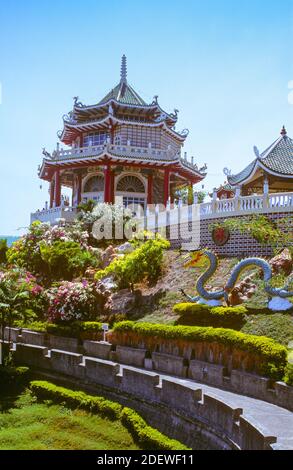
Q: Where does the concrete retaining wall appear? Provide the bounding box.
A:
[20,330,46,347]
[115,345,147,367]
[83,340,112,360]
[188,359,226,386]
[152,352,188,377]
[48,335,79,353]
[14,343,280,450]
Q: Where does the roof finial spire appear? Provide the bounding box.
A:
[120,54,127,83]
[281,125,287,136]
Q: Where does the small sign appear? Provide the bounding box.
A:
[102,324,109,331]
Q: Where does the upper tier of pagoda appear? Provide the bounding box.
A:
[59,55,187,145]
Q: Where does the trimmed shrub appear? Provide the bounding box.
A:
[112,321,288,380]
[46,321,103,339]
[18,321,104,339]
[30,381,189,450]
[121,407,188,450]
[30,381,121,420]
[174,303,247,329]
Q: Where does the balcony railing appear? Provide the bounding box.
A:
[30,192,293,226]
[52,143,178,162]
[30,207,78,225]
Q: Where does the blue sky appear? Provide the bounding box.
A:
[0,0,292,235]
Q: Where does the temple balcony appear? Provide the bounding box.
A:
[51,143,195,165]
[30,191,293,227]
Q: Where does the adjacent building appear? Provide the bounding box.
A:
[227,127,293,195]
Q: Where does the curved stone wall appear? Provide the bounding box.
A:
[12,342,286,450]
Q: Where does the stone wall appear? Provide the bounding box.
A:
[168,211,293,257]
[13,342,280,450]
[5,326,293,412]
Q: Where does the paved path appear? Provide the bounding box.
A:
[83,355,293,450]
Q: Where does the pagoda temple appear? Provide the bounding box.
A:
[37,56,206,216]
[227,127,293,195]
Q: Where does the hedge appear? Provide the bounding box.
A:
[17,321,103,338]
[30,381,188,450]
[121,407,188,451]
[112,321,288,380]
[174,303,248,329]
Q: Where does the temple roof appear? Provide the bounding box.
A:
[98,79,147,107]
[98,56,146,105]
[228,127,293,186]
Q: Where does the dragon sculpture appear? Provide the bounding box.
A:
[181,250,293,308]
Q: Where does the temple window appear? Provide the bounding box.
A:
[84,175,104,193]
[83,131,109,147]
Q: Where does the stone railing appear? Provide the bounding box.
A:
[3,326,292,414]
[30,192,293,227]
[30,206,77,225]
[142,192,293,230]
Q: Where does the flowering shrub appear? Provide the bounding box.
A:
[46,280,107,322]
[0,268,46,325]
[6,222,100,281]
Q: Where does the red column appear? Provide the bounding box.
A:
[54,170,61,207]
[104,164,111,203]
[49,180,54,208]
[163,169,170,206]
[110,171,115,203]
[147,173,153,205]
[77,173,82,205]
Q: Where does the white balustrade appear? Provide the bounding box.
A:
[31,192,293,227]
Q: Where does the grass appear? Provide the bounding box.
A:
[241,313,293,347]
[0,391,140,450]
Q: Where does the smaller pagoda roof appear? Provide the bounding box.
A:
[228,127,293,186]
[210,182,235,197]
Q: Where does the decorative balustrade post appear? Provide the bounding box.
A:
[163,169,170,206]
[212,188,218,213]
[263,177,269,209]
[234,186,241,212]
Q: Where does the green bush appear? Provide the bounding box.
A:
[113,321,288,380]
[174,303,247,329]
[30,381,189,450]
[0,239,8,264]
[121,407,188,450]
[40,240,97,281]
[284,363,293,386]
[95,238,170,289]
